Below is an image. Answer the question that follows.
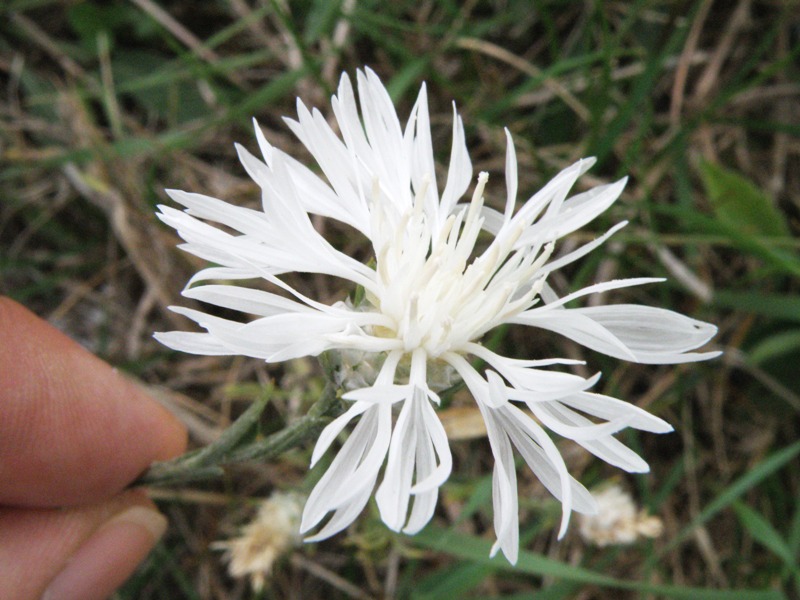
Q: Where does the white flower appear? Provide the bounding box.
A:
[156,67,719,564]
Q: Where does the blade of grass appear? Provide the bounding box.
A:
[654,440,800,559]
[412,562,494,600]
[589,2,707,167]
[748,330,800,366]
[412,527,786,600]
[657,204,800,277]
[713,291,800,324]
[732,501,799,577]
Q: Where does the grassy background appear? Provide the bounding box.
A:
[2,0,799,598]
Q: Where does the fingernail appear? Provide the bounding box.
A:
[43,506,167,600]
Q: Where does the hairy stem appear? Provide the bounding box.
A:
[134,383,342,487]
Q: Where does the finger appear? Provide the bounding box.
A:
[0,490,167,600]
[0,297,187,506]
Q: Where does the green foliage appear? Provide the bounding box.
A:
[698,160,789,238]
[67,1,161,53]
[412,528,787,600]
[733,501,800,582]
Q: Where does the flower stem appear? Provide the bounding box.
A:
[228,382,341,463]
[134,383,342,487]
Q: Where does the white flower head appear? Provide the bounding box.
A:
[156,67,719,564]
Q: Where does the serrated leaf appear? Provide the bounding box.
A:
[698,159,789,237]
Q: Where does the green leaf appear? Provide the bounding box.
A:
[225,67,308,122]
[733,501,799,573]
[698,159,789,237]
[748,330,800,365]
[413,562,493,599]
[112,49,209,124]
[303,0,344,43]
[789,502,800,558]
[385,58,430,101]
[412,527,786,600]
[658,441,800,556]
[654,204,800,277]
[713,290,800,324]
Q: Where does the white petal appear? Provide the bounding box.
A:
[507,428,598,517]
[310,401,371,467]
[182,284,314,317]
[509,158,595,234]
[186,266,254,285]
[540,221,628,275]
[512,310,636,361]
[250,118,274,166]
[301,403,391,538]
[166,307,279,359]
[283,101,359,214]
[231,311,345,344]
[516,277,665,314]
[162,191,268,235]
[357,68,410,208]
[569,304,719,363]
[375,389,417,531]
[499,403,574,538]
[464,342,584,368]
[478,205,505,236]
[303,482,375,543]
[477,401,519,564]
[153,331,231,355]
[408,398,452,495]
[402,402,440,534]
[438,106,472,223]
[342,384,413,404]
[443,352,493,407]
[376,385,452,534]
[517,178,626,246]
[486,370,509,408]
[577,436,650,473]
[468,345,600,399]
[402,487,438,535]
[527,402,634,442]
[499,405,597,517]
[235,142,271,188]
[407,83,440,228]
[167,308,348,363]
[559,391,673,434]
[503,128,518,222]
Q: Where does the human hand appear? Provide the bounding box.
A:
[0,297,187,600]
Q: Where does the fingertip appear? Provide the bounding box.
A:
[157,408,189,461]
[135,383,189,462]
[114,376,188,462]
[0,297,188,505]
